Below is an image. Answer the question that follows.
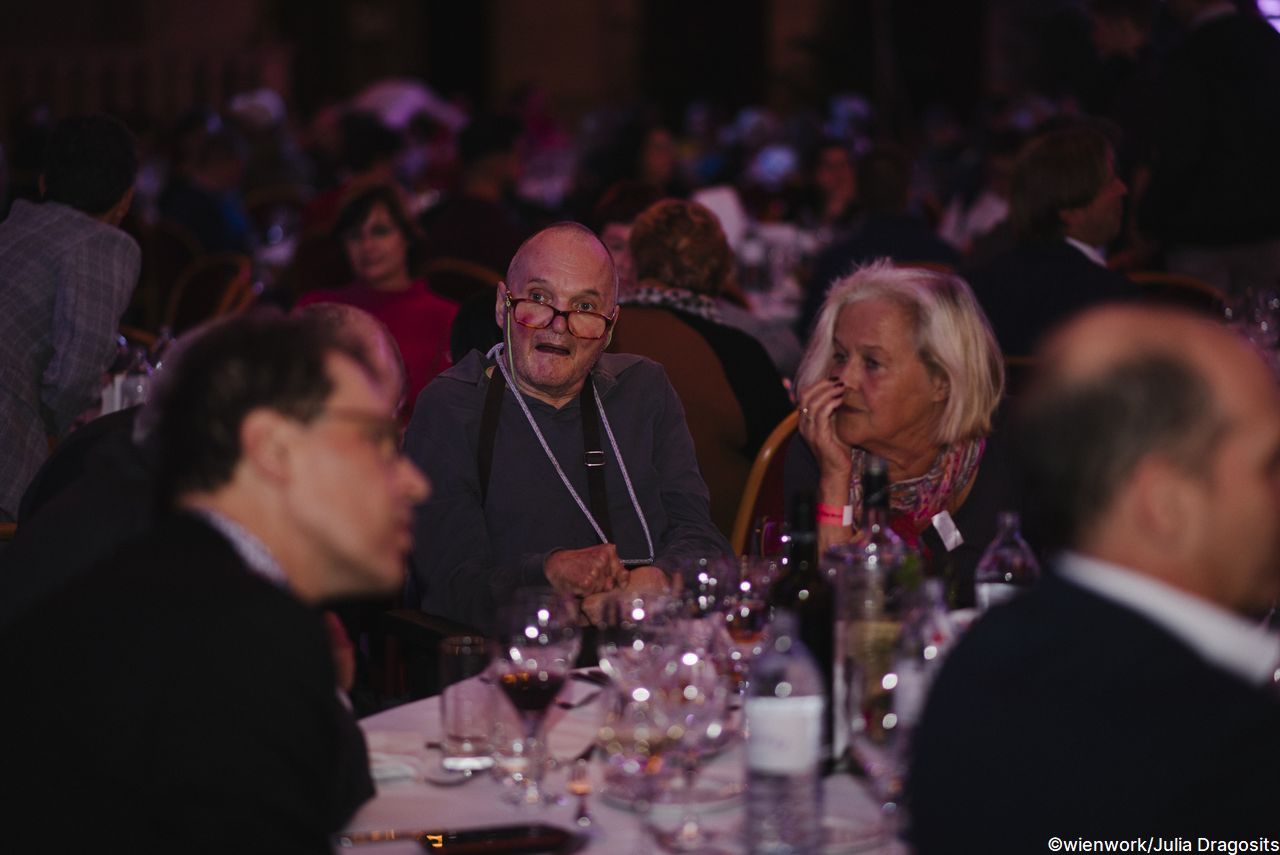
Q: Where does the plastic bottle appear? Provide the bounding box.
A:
[973,511,1040,611]
[744,610,825,855]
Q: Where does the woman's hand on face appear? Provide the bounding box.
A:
[797,378,852,481]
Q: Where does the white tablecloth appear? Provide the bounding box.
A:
[337,678,907,853]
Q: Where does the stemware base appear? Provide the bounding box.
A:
[601,765,743,812]
[653,821,736,854]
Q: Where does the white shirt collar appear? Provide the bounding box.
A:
[1058,552,1280,688]
[1064,236,1107,267]
[190,508,291,591]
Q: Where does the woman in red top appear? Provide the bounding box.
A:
[297,183,459,419]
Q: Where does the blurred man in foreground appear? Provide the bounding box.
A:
[0,311,429,851]
[908,306,1280,851]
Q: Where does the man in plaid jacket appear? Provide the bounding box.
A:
[0,114,140,521]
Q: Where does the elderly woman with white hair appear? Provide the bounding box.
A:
[788,260,1018,603]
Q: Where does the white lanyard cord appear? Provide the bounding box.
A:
[488,344,656,563]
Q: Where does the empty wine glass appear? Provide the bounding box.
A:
[720,556,779,693]
[596,682,677,855]
[492,588,581,806]
[650,637,733,853]
[597,591,674,692]
[672,555,737,654]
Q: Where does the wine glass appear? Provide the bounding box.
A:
[492,588,580,806]
[650,637,733,853]
[720,556,780,693]
[596,591,674,692]
[596,683,677,855]
[672,555,738,658]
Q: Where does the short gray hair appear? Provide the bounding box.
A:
[796,260,1004,444]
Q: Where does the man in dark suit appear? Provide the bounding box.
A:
[966,123,1133,356]
[908,305,1280,852]
[0,312,430,852]
[1141,0,1280,295]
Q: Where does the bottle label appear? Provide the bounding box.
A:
[892,659,928,728]
[746,695,823,774]
[931,510,964,552]
[976,581,1018,611]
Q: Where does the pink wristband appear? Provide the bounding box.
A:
[816,502,854,526]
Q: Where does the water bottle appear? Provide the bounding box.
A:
[973,511,1040,611]
[745,610,825,855]
[118,346,154,409]
[149,326,175,373]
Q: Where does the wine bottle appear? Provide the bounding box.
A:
[768,494,836,758]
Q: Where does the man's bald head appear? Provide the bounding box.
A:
[1017,306,1240,552]
[1023,304,1280,612]
[506,222,620,306]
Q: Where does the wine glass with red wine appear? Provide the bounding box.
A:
[492,588,581,806]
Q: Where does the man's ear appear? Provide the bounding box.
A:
[1130,455,1201,547]
[239,409,295,484]
[107,185,136,226]
[605,305,620,348]
[1059,204,1087,240]
[494,282,508,329]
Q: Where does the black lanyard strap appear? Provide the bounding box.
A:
[477,366,507,507]
[579,380,614,542]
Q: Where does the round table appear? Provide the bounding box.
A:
[337,676,907,854]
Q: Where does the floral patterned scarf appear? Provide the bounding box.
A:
[847,437,986,535]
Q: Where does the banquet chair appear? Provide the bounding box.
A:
[730,410,799,556]
[1126,270,1225,316]
[134,218,204,333]
[376,608,485,704]
[163,252,257,335]
[423,256,504,302]
[119,324,157,351]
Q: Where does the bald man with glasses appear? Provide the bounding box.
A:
[405,222,729,632]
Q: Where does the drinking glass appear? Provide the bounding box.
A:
[596,683,676,855]
[650,637,733,853]
[438,635,494,771]
[750,515,785,558]
[596,591,674,692]
[492,588,580,805]
[720,556,779,693]
[672,555,738,658]
[839,556,912,820]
